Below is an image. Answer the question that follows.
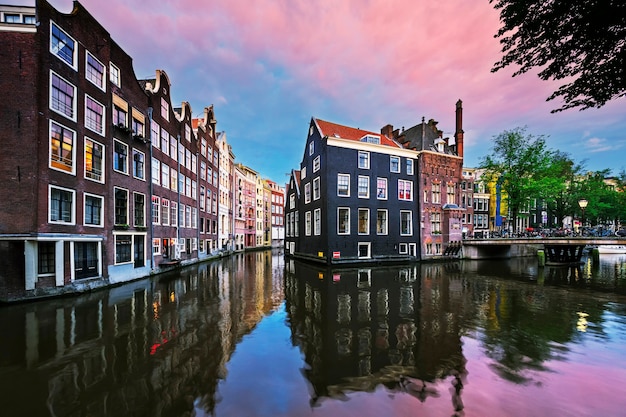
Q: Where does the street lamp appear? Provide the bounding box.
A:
[578,199,588,229]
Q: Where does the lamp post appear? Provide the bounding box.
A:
[578,199,588,230]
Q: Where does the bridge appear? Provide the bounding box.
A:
[462,237,626,264]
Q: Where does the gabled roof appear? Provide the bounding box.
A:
[314,118,401,148]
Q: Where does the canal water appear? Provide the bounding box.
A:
[1,251,626,417]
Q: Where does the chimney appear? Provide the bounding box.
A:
[380,124,394,139]
[455,99,464,158]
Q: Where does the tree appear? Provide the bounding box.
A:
[480,127,554,233]
[539,151,581,227]
[491,0,626,112]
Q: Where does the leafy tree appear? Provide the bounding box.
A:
[491,0,626,112]
[480,127,554,233]
[575,170,615,227]
[539,151,582,227]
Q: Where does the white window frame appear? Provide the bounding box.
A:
[309,141,314,155]
[313,177,321,201]
[337,207,350,235]
[152,196,160,225]
[85,51,106,90]
[134,192,146,227]
[376,177,387,200]
[84,94,105,136]
[49,185,75,225]
[84,137,104,183]
[49,70,76,121]
[337,173,350,197]
[305,211,312,236]
[358,242,371,259]
[113,140,129,174]
[109,63,120,87]
[304,182,311,204]
[390,156,400,173]
[314,208,321,236]
[358,175,369,199]
[376,209,388,235]
[313,155,321,172]
[358,208,369,235]
[50,21,77,69]
[358,151,370,169]
[398,179,413,201]
[49,120,76,175]
[84,193,104,227]
[114,187,129,226]
[400,210,413,236]
[132,149,145,180]
[406,159,414,175]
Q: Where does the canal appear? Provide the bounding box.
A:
[1,250,626,417]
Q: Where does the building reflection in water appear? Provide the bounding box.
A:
[283,259,472,408]
[0,250,284,417]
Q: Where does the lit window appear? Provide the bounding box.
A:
[84,138,104,182]
[376,210,388,235]
[49,121,75,174]
[358,208,369,235]
[338,208,350,234]
[400,210,412,236]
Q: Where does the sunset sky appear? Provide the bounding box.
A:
[25,0,626,182]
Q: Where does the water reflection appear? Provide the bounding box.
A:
[0,252,625,417]
[284,261,470,409]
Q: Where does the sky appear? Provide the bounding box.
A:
[20,0,626,183]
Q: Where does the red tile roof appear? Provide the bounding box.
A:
[314,118,401,148]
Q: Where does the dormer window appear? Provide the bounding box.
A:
[360,134,380,144]
[435,138,445,152]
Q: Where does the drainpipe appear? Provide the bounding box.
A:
[147,107,154,270]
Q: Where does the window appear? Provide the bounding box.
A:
[113,140,128,174]
[358,242,371,259]
[431,212,441,233]
[84,193,103,226]
[152,196,160,224]
[313,177,320,200]
[109,63,120,87]
[38,242,55,275]
[170,167,177,190]
[400,210,412,236]
[49,186,74,224]
[3,14,20,23]
[398,180,413,201]
[85,95,105,136]
[407,159,414,175]
[132,117,144,137]
[447,183,455,204]
[161,163,170,189]
[50,22,76,68]
[358,209,369,235]
[113,105,127,128]
[432,183,441,204]
[115,235,132,264]
[171,201,178,227]
[161,128,169,155]
[134,193,145,227]
[133,150,145,180]
[151,158,160,185]
[114,188,128,225]
[358,151,370,169]
[337,174,350,197]
[50,71,75,120]
[313,156,320,172]
[338,208,350,234]
[301,167,307,180]
[390,156,400,173]
[314,208,321,236]
[309,141,314,155]
[305,211,312,236]
[84,138,104,182]
[376,210,388,235]
[358,176,369,198]
[377,177,387,199]
[360,134,379,144]
[304,183,311,204]
[289,194,295,209]
[86,52,105,89]
[50,121,75,174]
[161,199,170,226]
[399,243,408,254]
[161,97,169,121]
[152,238,161,256]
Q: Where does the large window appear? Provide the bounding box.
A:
[377,178,387,199]
[376,210,388,235]
[133,149,145,180]
[84,138,104,182]
[38,242,55,275]
[358,209,369,235]
[313,177,320,200]
[50,22,76,68]
[50,121,75,173]
[337,174,350,197]
[400,210,413,236]
[358,176,369,199]
[358,151,370,169]
[390,156,400,173]
[431,212,441,233]
[134,193,145,227]
[432,183,441,204]
[305,211,312,236]
[84,193,103,226]
[161,199,170,226]
[314,208,321,235]
[49,186,74,224]
[85,95,105,136]
[50,71,75,120]
[115,234,132,264]
[113,140,128,174]
[305,182,311,204]
[398,180,413,201]
[338,208,350,234]
[114,188,128,225]
[447,183,456,204]
[86,52,105,89]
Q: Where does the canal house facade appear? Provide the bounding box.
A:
[0,0,284,302]
[286,103,466,264]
